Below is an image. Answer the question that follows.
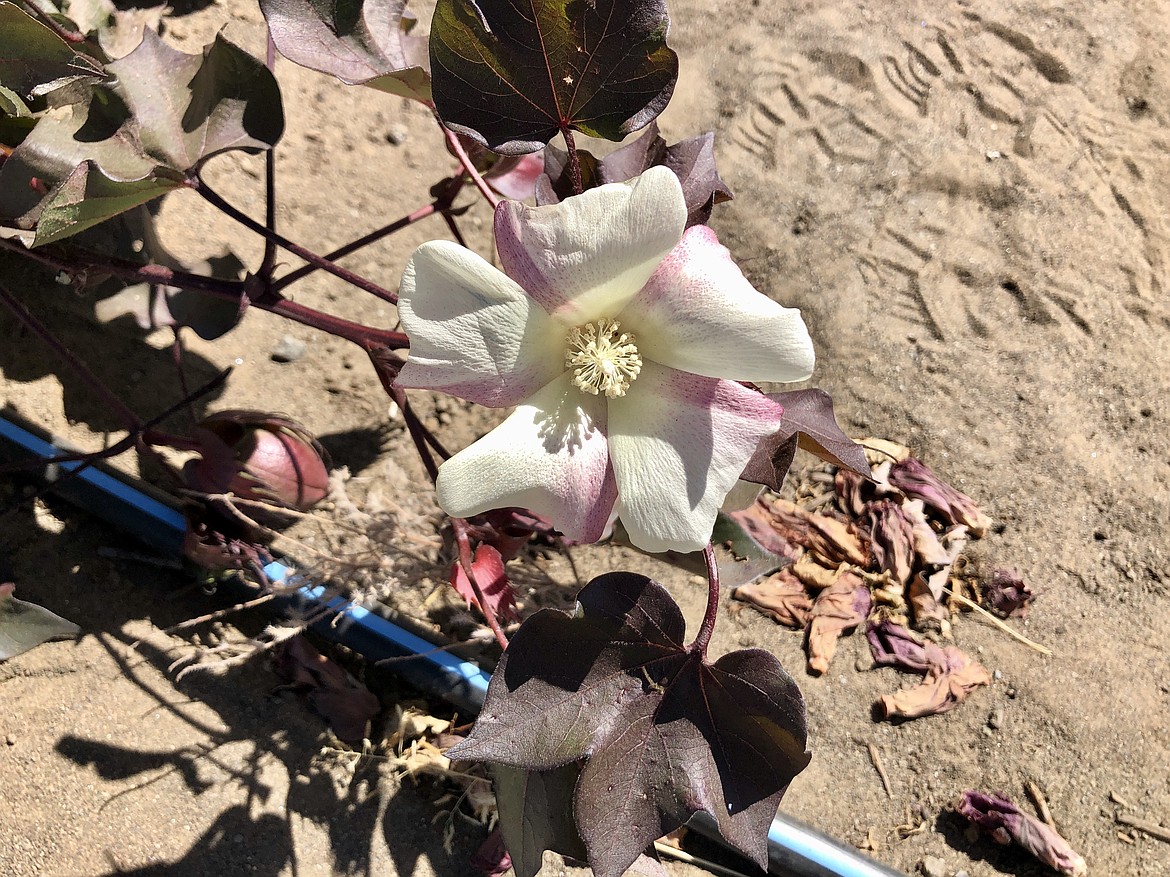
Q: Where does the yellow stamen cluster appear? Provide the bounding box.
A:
[565,319,643,398]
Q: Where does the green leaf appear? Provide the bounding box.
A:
[0,1,103,99]
[0,84,31,117]
[33,159,178,245]
[260,0,431,102]
[0,583,81,661]
[430,0,678,154]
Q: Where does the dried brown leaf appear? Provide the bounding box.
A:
[769,499,869,567]
[734,570,813,629]
[807,570,871,675]
[878,640,990,720]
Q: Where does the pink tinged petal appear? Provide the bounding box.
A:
[397,241,565,408]
[620,225,815,383]
[494,166,687,324]
[435,373,618,543]
[608,363,786,553]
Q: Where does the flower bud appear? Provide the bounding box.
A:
[186,410,330,511]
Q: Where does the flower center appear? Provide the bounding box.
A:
[564,319,643,398]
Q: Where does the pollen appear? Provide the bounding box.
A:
[565,319,643,398]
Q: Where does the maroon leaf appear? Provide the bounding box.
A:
[535,123,732,227]
[956,791,1087,876]
[450,543,519,624]
[741,389,870,494]
[260,0,430,101]
[429,0,678,154]
[447,573,810,877]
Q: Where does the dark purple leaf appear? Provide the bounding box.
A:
[956,791,1087,876]
[429,0,678,154]
[492,763,588,877]
[535,123,732,226]
[743,389,869,492]
[260,0,430,101]
[0,31,282,242]
[447,573,810,877]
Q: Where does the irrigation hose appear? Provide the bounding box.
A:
[0,409,905,877]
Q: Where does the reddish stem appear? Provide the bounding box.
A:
[690,543,720,656]
[192,178,400,305]
[562,128,584,196]
[452,517,510,650]
[439,122,501,209]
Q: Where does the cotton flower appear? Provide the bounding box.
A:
[396,166,814,553]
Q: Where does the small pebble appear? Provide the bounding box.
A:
[955,871,970,877]
[988,707,1004,730]
[271,335,307,363]
[385,125,409,145]
[920,855,946,877]
[854,656,871,672]
[5,734,16,746]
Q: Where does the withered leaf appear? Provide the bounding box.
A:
[869,621,990,720]
[450,542,519,624]
[984,568,1036,618]
[447,573,810,877]
[767,499,869,567]
[806,570,871,675]
[734,569,813,629]
[862,500,915,587]
[273,635,379,742]
[889,457,991,537]
[956,790,1087,877]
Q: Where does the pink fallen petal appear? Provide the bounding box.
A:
[734,570,813,629]
[985,568,1036,618]
[956,791,1087,876]
[451,543,519,624]
[807,570,871,674]
[889,457,991,537]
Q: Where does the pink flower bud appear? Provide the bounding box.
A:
[186,410,330,511]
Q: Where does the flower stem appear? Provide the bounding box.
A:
[690,543,720,657]
[260,28,279,281]
[562,128,584,196]
[191,177,399,304]
[439,121,501,209]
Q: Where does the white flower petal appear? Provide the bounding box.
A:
[397,241,565,407]
[495,165,686,324]
[608,363,785,553]
[436,373,618,542]
[620,225,815,383]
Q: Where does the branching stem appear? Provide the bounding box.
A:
[192,177,399,304]
[438,121,500,209]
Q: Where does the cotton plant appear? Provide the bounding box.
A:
[0,0,872,874]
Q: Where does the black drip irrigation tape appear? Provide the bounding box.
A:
[0,409,905,877]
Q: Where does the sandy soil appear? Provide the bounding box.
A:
[2,1,1169,876]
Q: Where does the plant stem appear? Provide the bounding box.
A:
[268,299,407,349]
[439,122,500,209]
[0,281,143,431]
[691,543,720,656]
[19,0,86,42]
[452,516,510,650]
[271,191,457,293]
[562,128,584,195]
[260,28,279,280]
[192,177,400,305]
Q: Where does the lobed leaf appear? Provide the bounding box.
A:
[448,572,810,877]
[0,30,282,243]
[0,582,81,661]
[260,0,431,101]
[430,0,678,154]
[0,2,103,99]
